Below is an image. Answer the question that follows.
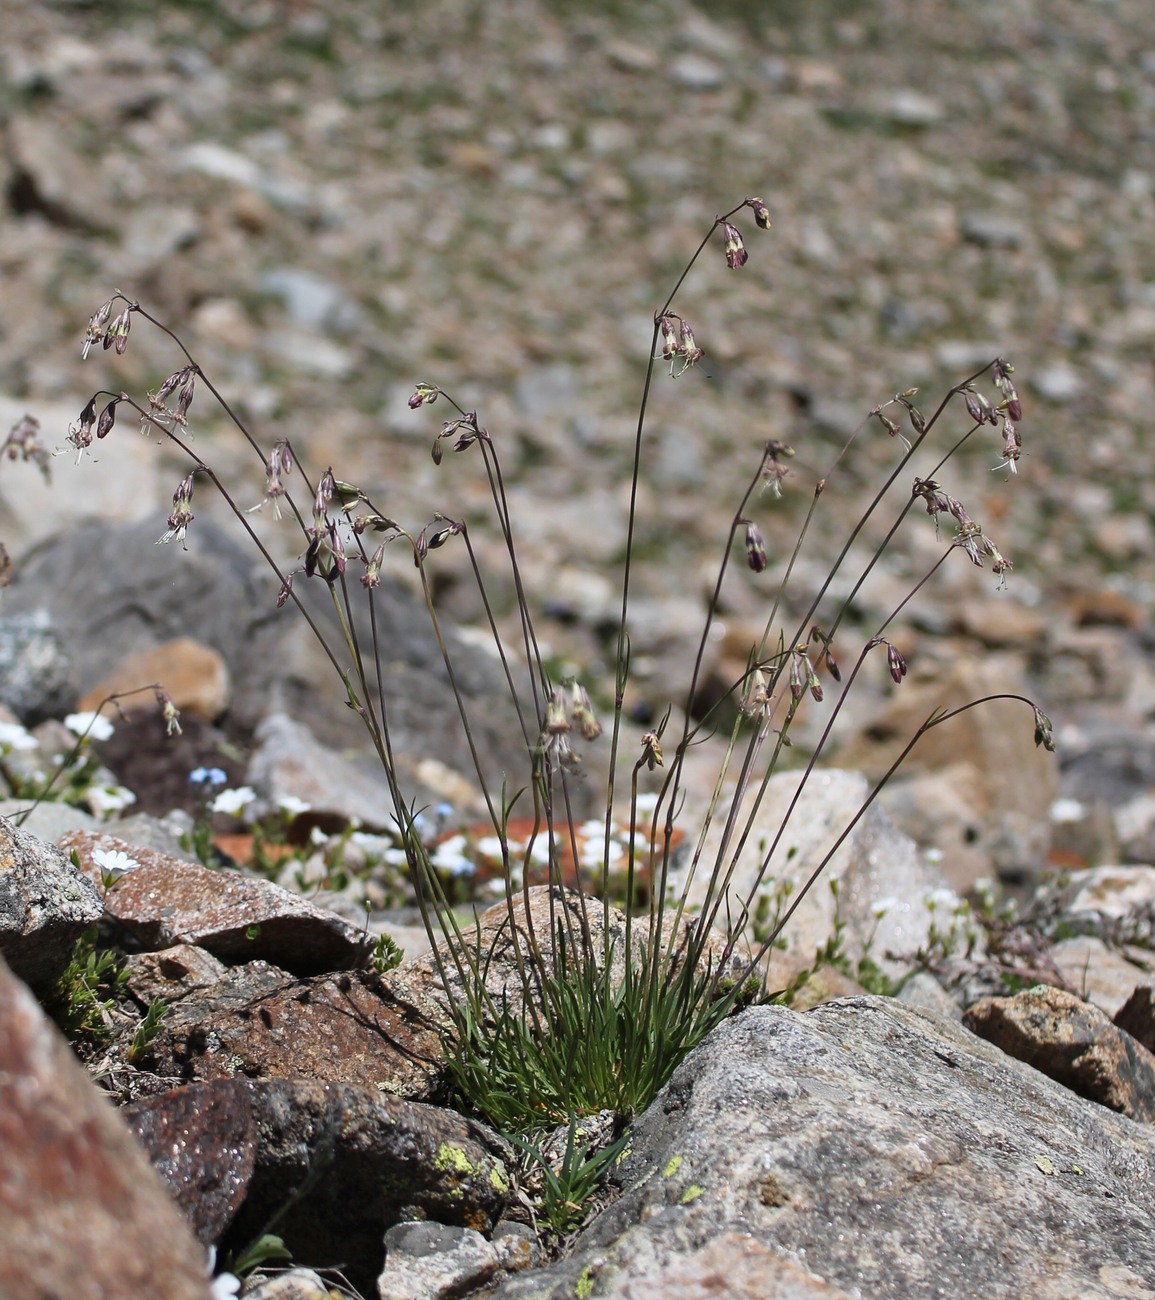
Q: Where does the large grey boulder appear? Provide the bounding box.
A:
[492,997,1155,1298]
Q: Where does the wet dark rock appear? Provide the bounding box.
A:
[142,960,446,1098]
[122,1079,257,1246]
[0,815,103,991]
[62,830,367,974]
[0,953,211,1300]
[963,984,1155,1123]
[220,1080,512,1298]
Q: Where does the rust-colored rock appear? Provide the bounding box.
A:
[0,952,211,1300]
[124,943,229,1005]
[963,983,1155,1123]
[144,960,447,1098]
[78,636,231,723]
[122,1079,256,1246]
[61,830,366,974]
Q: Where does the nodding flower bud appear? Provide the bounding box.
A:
[157,474,196,546]
[305,522,345,583]
[995,417,1022,474]
[545,685,571,736]
[408,384,439,409]
[155,690,182,737]
[789,653,805,702]
[743,519,768,573]
[641,731,664,770]
[569,681,602,742]
[314,467,336,523]
[658,315,681,360]
[276,573,294,609]
[96,400,118,440]
[82,300,114,360]
[360,542,385,590]
[678,318,703,366]
[1033,705,1055,752]
[104,307,132,355]
[896,391,927,434]
[721,221,748,269]
[748,196,773,230]
[887,642,907,684]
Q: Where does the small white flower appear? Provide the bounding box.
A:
[871,896,900,919]
[925,886,959,912]
[64,711,115,742]
[210,1274,241,1300]
[1049,797,1086,824]
[432,833,474,875]
[84,784,137,819]
[633,792,661,817]
[211,786,257,815]
[276,794,312,817]
[0,722,38,751]
[92,848,139,881]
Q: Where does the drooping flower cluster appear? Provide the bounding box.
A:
[538,680,602,769]
[911,478,1013,586]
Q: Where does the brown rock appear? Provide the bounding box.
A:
[78,636,231,723]
[144,960,446,1098]
[1114,986,1155,1055]
[223,1079,512,1300]
[963,984,1155,1123]
[123,943,229,1005]
[0,953,211,1300]
[61,830,367,974]
[122,1079,256,1246]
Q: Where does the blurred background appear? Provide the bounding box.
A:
[1,0,1154,888]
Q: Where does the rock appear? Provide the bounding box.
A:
[881,90,944,126]
[1035,864,1155,948]
[669,54,724,91]
[958,212,1029,248]
[260,267,362,334]
[219,1080,512,1298]
[1046,936,1149,1018]
[963,984,1155,1123]
[0,953,212,1300]
[1031,363,1083,403]
[6,112,115,231]
[489,997,1155,1298]
[1115,985,1155,1055]
[62,830,368,973]
[245,712,395,832]
[123,943,229,1005]
[78,637,231,724]
[121,1079,257,1246]
[243,1271,334,1300]
[3,517,528,795]
[142,960,446,1098]
[676,768,960,987]
[379,1221,541,1300]
[0,815,103,991]
[0,610,72,725]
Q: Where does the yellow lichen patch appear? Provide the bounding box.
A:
[434,1143,480,1177]
[680,1184,704,1204]
[663,1154,683,1178]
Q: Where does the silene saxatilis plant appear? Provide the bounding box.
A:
[66,195,1053,1232]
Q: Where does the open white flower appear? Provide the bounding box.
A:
[209,1273,241,1300]
[212,785,257,816]
[84,784,136,819]
[0,721,38,751]
[276,793,312,817]
[92,847,139,884]
[64,711,115,742]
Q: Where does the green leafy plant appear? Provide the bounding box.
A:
[48,927,130,1048]
[67,195,1054,1233]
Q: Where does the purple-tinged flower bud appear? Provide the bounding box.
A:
[569,682,602,742]
[748,196,773,230]
[409,383,438,409]
[808,666,823,702]
[155,689,182,737]
[721,221,748,269]
[97,400,118,440]
[678,318,703,367]
[82,300,114,360]
[314,467,335,523]
[276,573,294,608]
[658,315,682,361]
[743,520,767,573]
[360,543,385,590]
[431,438,443,465]
[1033,705,1055,752]
[789,653,805,701]
[157,474,196,546]
[545,685,571,736]
[887,643,907,683]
